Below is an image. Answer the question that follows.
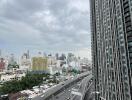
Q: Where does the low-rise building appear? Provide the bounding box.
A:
[0,73,25,82]
[8,92,28,100]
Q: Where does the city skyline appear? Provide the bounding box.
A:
[0,0,93,100]
[0,0,132,99]
[0,0,91,56]
[0,48,92,60]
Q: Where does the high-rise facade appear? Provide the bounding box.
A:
[90,0,132,100]
[20,51,31,70]
[0,58,5,71]
[32,57,48,71]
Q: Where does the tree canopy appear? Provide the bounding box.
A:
[0,73,50,94]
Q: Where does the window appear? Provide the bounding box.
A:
[112,94,116,100]
[121,46,125,53]
[112,71,114,81]
[128,42,132,46]
[129,53,132,57]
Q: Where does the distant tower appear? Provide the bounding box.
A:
[0,49,1,57]
[55,53,59,60]
[27,50,30,59]
[10,54,15,62]
[0,58,5,71]
[38,52,43,57]
[43,52,47,57]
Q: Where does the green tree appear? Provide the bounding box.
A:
[0,73,50,94]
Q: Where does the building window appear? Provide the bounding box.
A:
[112,94,116,100]
[112,71,114,81]
[128,42,132,46]
[129,52,132,57]
[121,46,125,53]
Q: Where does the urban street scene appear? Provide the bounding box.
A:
[0,0,132,100]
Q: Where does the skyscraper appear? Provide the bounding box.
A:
[27,50,30,59]
[90,0,132,100]
[32,57,48,72]
[9,54,16,65]
[0,49,1,57]
[20,52,31,70]
[0,58,5,71]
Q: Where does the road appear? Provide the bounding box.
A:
[33,72,91,100]
[83,83,94,100]
[33,79,81,100]
[52,74,93,100]
[72,75,93,100]
[48,77,90,100]
[55,74,93,100]
[53,83,79,100]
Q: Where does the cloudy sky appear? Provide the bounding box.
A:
[0,0,91,59]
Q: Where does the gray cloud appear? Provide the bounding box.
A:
[0,0,90,52]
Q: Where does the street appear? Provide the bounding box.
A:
[53,84,78,100]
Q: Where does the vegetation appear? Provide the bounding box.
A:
[54,72,60,76]
[70,69,80,74]
[8,63,19,70]
[0,73,50,94]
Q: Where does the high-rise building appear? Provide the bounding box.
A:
[20,52,31,70]
[0,49,1,57]
[8,54,19,70]
[0,58,5,71]
[43,52,47,57]
[67,53,74,64]
[55,53,59,60]
[27,50,30,59]
[32,57,48,72]
[47,56,57,66]
[90,0,132,100]
[8,54,17,66]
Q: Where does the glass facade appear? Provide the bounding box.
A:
[90,0,132,100]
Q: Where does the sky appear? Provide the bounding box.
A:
[0,0,91,59]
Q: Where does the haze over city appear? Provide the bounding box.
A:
[0,0,91,59]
